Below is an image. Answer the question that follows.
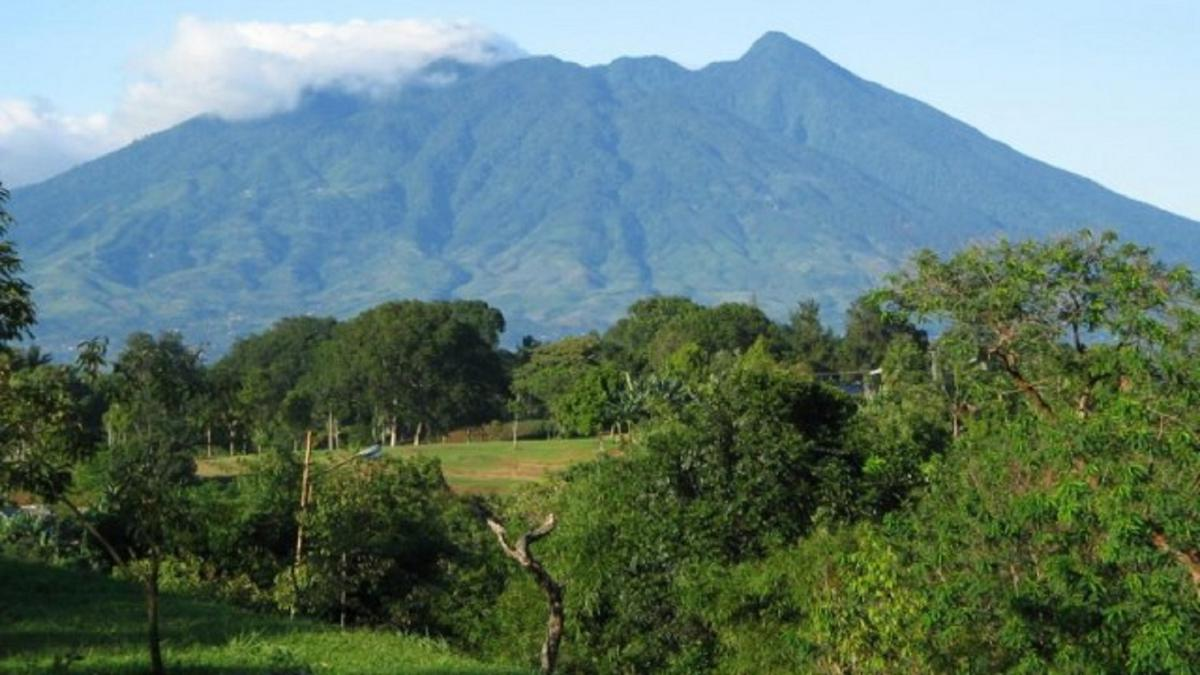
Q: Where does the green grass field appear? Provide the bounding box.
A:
[197,438,609,493]
[0,557,525,674]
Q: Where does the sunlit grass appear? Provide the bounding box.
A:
[0,557,526,674]
[197,437,609,493]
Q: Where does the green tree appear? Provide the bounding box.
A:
[883,230,1200,420]
[511,335,603,421]
[0,181,35,344]
[550,363,622,436]
[0,362,93,509]
[282,457,505,639]
[104,331,206,675]
[0,199,111,568]
[838,294,926,372]
[329,301,507,445]
[603,296,703,373]
[784,298,838,372]
[439,299,507,347]
[211,316,337,450]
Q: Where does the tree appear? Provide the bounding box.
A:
[104,331,205,675]
[882,230,1200,421]
[603,296,703,373]
[211,316,337,450]
[783,299,838,372]
[329,301,507,445]
[0,361,93,509]
[484,512,564,675]
[838,294,926,372]
[550,363,621,437]
[511,335,603,422]
[0,184,111,565]
[298,337,361,450]
[280,457,502,637]
[481,347,862,672]
[682,302,779,358]
[0,181,35,345]
[605,298,779,374]
[439,299,507,347]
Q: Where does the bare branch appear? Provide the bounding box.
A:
[485,513,564,674]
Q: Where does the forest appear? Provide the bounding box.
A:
[4,179,1200,674]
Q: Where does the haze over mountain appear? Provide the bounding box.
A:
[10,32,1198,353]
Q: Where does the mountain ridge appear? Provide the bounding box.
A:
[10,32,1198,353]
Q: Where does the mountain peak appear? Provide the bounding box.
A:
[742,31,827,63]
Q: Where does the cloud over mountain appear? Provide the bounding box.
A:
[0,17,520,186]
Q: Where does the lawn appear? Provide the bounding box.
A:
[0,556,526,674]
[197,437,609,493]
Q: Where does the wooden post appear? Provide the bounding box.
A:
[291,430,314,619]
[295,430,314,562]
[339,551,348,629]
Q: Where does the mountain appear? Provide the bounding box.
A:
[10,32,1198,353]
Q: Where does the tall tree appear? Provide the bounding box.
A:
[838,294,926,372]
[784,299,838,372]
[211,316,337,449]
[105,331,205,675]
[882,230,1200,421]
[0,181,35,345]
[603,296,703,373]
[330,301,507,445]
[512,335,603,421]
[439,299,507,347]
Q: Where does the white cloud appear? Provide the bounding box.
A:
[0,17,520,187]
[0,99,114,186]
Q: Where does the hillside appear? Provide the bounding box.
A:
[11,31,1199,352]
[0,556,524,674]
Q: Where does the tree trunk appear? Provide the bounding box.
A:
[146,555,165,675]
[389,416,398,447]
[206,425,213,458]
[229,422,236,455]
[327,410,335,452]
[485,514,564,674]
[413,421,423,447]
[542,586,564,673]
[512,409,519,449]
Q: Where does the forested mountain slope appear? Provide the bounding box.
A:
[12,32,1197,352]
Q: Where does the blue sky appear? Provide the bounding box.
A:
[3,1,1198,219]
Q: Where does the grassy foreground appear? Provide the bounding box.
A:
[0,557,525,674]
[198,438,608,493]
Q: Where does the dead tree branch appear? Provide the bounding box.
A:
[486,513,564,674]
